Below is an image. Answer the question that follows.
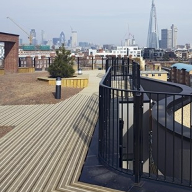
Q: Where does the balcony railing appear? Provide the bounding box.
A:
[99,57,192,188]
[18,56,107,71]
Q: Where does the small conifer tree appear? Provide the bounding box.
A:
[48,44,75,78]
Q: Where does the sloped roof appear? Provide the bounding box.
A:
[171,63,192,72]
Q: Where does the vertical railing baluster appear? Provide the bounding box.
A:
[181,95,184,184]
[92,56,94,70]
[137,64,140,91]
[190,96,192,187]
[77,57,80,71]
[164,94,168,181]
[102,56,104,70]
[133,92,143,183]
[173,95,175,183]
[149,93,152,178]
[112,89,115,167]
[156,94,159,180]
[116,89,119,168]
[106,58,109,72]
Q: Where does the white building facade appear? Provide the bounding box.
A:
[89,46,142,58]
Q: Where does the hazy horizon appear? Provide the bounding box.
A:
[0,0,191,47]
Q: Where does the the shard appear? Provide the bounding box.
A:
[147,0,159,49]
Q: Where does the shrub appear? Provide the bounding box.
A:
[48,44,75,78]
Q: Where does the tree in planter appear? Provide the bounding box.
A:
[48,44,75,78]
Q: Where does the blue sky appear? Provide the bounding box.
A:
[0,0,191,47]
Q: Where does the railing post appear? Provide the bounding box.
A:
[132,62,136,89]
[19,57,21,67]
[48,57,51,67]
[127,58,130,74]
[77,57,80,70]
[33,57,35,68]
[133,92,143,183]
[102,56,104,70]
[92,56,94,70]
[125,66,128,98]
[122,57,124,79]
[137,64,140,91]
[119,118,124,168]
[106,58,109,72]
[99,85,103,157]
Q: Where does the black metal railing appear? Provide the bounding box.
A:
[76,56,106,71]
[18,56,106,71]
[99,57,192,188]
[19,57,54,69]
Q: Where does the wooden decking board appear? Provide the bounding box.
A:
[57,95,99,189]
[1,94,98,191]
[0,71,123,192]
[0,94,84,151]
[43,96,98,192]
[0,95,87,172]
[14,97,91,192]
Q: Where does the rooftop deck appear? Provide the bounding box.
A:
[0,69,191,192]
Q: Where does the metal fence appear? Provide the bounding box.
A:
[18,56,106,71]
[19,57,54,69]
[99,57,192,188]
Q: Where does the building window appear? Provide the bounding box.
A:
[152,74,155,76]
[158,74,161,76]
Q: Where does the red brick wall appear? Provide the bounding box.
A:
[0,32,19,73]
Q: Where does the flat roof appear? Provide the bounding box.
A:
[0,32,19,36]
[141,70,168,74]
[171,63,192,72]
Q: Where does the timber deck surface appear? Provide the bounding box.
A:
[0,70,120,192]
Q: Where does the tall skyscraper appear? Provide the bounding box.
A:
[171,24,178,49]
[161,29,172,49]
[147,0,159,49]
[71,31,77,48]
[60,32,65,45]
[41,30,46,45]
[30,29,37,45]
[160,24,178,50]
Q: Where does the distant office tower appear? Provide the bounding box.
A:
[52,38,60,45]
[147,0,159,49]
[161,29,172,49]
[67,37,72,47]
[30,29,37,45]
[60,32,65,45]
[71,31,77,48]
[160,24,177,49]
[41,30,47,45]
[171,24,178,49]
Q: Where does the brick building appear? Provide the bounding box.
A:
[0,32,19,73]
[170,63,192,86]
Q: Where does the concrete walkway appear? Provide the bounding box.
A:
[0,70,120,192]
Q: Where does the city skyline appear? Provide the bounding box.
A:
[0,0,191,47]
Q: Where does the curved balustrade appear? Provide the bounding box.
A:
[99,58,192,188]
